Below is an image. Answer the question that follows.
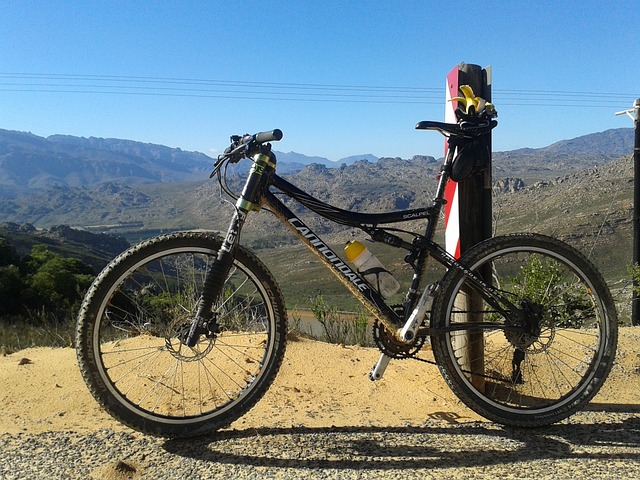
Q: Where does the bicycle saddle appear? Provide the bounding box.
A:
[415,119,497,138]
[415,120,463,135]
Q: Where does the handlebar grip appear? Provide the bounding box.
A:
[255,129,283,144]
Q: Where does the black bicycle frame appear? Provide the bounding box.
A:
[263,186,403,328]
[197,143,518,343]
[256,149,451,333]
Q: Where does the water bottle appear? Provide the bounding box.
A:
[344,240,400,299]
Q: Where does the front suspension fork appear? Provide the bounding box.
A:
[185,148,274,347]
[184,210,246,347]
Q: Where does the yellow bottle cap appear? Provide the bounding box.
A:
[344,240,366,262]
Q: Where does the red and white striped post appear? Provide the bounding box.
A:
[444,63,493,259]
[444,63,493,389]
[444,67,461,259]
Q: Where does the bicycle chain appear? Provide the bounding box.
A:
[374,307,524,381]
[373,314,504,377]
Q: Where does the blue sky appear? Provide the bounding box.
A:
[1,1,638,161]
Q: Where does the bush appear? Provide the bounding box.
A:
[310,294,373,346]
[0,265,26,316]
[0,240,95,325]
[510,254,594,329]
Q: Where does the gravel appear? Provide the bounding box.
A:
[1,411,640,479]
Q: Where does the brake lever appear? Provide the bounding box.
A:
[209,136,251,178]
[210,130,280,178]
[210,157,226,178]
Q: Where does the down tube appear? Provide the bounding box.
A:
[263,190,402,331]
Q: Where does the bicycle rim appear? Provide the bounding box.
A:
[80,236,284,433]
[431,234,617,426]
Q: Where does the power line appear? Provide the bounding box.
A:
[0,81,444,100]
[0,72,635,108]
[0,88,446,105]
[0,72,443,93]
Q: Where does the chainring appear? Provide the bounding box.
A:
[373,305,426,359]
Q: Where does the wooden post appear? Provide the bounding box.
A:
[444,63,492,258]
[457,64,493,251]
[445,63,492,389]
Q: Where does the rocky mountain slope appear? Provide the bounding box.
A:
[492,128,634,183]
[0,125,636,320]
[0,125,635,267]
[0,129,378,196]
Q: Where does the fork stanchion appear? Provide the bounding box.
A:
[445,63,493,389]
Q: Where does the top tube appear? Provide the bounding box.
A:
[270,173,436,227]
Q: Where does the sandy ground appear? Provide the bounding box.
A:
[1,328,639,436]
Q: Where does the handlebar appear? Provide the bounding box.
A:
[231,129,283,150]
[228,129,283,154]
[255,129,283,144]
[212,129,284,175]
[225,128,283,156]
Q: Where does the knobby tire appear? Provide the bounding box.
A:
[76,232,287,437]
[430,233,618,427]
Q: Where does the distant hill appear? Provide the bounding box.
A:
[0,129,380,195]
[0,222,129,271]
[0,125,634,242]
[0,129,214,195]
[542,128,633,157]
[492,128,634,182]
[0,125,636,323]
[0,126,633,198]
[1,150,636,320]
[242,152,379,174]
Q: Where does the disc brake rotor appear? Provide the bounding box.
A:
[166,316,215,362]
[503,300,555,354]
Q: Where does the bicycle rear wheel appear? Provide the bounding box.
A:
[76,232,287,437]
[430,233,617,427]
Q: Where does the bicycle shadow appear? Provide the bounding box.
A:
[586,402,640,413]
[162,413,640,471]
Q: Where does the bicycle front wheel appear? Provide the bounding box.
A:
[430,233,617,427]
[76,232,287,437]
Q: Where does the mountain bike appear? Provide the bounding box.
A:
[76,94,618,437]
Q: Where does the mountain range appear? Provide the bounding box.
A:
[1,127,633,198]
[0,128,377,196]
[0,126,634,243]
[0,125,637,321]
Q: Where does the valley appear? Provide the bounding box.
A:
[0,126,636,321]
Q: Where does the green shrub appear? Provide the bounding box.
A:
[310,294,373,346]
